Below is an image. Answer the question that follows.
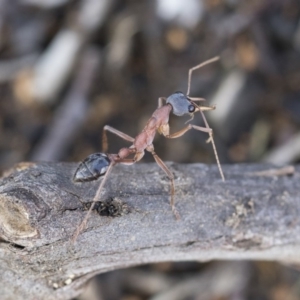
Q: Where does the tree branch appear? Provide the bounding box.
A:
[0,162,299,299]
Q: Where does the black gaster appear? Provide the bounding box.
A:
[166,91,194,116]
[73,153,111,182]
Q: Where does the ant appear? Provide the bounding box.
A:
[72,56,225,241]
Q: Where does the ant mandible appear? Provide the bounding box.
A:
[72,56,225,241]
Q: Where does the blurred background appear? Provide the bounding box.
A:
[1,0,300,299]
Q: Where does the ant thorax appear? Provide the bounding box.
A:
[166,91,195,116]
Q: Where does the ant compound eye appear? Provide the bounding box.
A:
[188,104,195,113]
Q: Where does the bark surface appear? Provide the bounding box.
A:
[0,162,299,299]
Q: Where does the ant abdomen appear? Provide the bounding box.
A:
[73,153,111,182]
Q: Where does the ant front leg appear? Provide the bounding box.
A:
[166,124,212,139]
[146,144,180,220]
[102,125,135,153]
[163,122,225,182]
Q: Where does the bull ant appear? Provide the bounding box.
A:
[72,57,225,241]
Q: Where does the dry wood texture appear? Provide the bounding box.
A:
[0,162,299,299]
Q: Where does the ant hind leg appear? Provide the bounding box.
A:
[102,125,135,153]
[147,145,180,220]
[72,163,114,243]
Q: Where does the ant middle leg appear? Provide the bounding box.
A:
[146,145,180,220]
[102,125,135,153]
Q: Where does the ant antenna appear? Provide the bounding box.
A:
[187,56,220,96]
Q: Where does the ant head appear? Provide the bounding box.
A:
[73,153,111,182]
[166,91,196,116]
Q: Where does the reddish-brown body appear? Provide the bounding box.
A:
[133,104,172,154]
[116,104,172,162]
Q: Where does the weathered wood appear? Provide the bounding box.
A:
[0,162,299,300]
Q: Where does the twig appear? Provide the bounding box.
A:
[0,162,299,299]
[248,165,295,177]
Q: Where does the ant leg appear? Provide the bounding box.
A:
[72,163,114,243]
[166,124,211,138]
[186,56,219,96]
[164,122,225,182]
[72,149,144,242]
[117,150,144,165]
[185,105,214,124]
[200,116,226,182]
[195,105,216,112]
[158,97,167,108]
[188,97,206,101]
[146,145,180,220]
[102,125,135,153]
